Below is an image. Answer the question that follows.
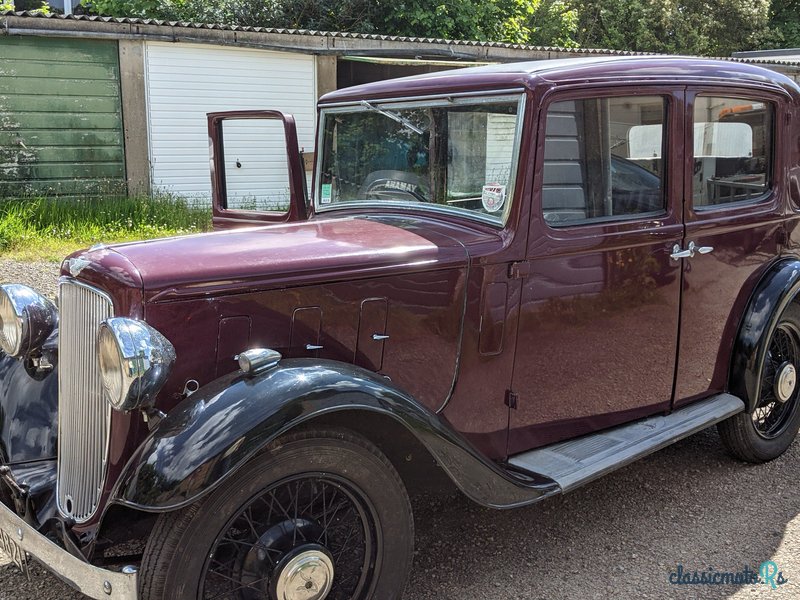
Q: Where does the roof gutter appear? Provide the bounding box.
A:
[0,13,639,62]
[0,21,502,59]
[340,56,496,67]
[1,26,497,59]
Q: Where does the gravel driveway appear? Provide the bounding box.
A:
[0,259,798,599]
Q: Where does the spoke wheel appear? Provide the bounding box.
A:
[720,303,800,463]
[139,428,413,600]
[751,323,800,439]
[200,474,378,600]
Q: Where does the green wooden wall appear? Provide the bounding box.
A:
[0,36,125,196]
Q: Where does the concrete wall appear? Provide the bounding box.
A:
[118,39,150,194]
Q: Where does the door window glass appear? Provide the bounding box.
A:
[542,96,667,227]
[221,119,291,212]
[692,97,773,208]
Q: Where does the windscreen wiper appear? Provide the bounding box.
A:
[360,100,425,135]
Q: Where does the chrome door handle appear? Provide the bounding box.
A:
[372,334,390,341]
[305,344,323,351]
[670,244,693,260]
[670,241,714,261]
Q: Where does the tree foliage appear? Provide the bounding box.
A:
[87,0,578,44]
[572,0,771,56]
[86,0,787,55]
[5,0,52,13]
[768,0,800,49]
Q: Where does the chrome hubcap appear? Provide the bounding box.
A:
[274,549,334,600]
[774,362,797,404]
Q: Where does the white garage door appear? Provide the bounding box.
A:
[145,42,316,207]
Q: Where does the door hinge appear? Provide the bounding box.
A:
[508,261,530,280]
[504,389,518,409]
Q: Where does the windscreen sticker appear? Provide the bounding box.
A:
[321,183,333,204]
[481,184,506,213]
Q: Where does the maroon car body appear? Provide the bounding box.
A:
[1,56,800,600]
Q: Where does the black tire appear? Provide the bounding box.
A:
[719,303,800,463]
[139,428,414,600]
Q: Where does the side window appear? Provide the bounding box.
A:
[692,96,773,208]
[542,96,667,227]
[220,119,291,212]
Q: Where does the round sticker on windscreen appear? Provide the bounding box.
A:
[481,184,506,213]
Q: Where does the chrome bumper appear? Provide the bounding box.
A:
[0,502,137,599]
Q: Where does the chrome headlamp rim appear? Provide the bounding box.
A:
[0,283,58,358]
[97,317,176,412]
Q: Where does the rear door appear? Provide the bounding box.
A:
[673,88,786,405]
[508,87,685,454]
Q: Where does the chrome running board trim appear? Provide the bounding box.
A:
[508,394,744,493]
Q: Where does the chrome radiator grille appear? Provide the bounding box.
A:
[57,280,113,523]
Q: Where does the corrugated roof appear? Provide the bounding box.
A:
[0,11,655,54]
[733,48,800,59]
[2,11,799,68]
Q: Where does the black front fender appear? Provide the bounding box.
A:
[730,258,800,411]
[113,359,559,512]
[0,355,58,464]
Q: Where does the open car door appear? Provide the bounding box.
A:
[208,110,309,228]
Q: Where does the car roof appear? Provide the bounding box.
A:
[320,56,800,104]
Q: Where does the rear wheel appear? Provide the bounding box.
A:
[139,428,414,600]
[720,303,800,462]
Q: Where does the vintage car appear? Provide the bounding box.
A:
[0,56,799,600]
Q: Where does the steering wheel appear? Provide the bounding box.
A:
[358,170,430,203]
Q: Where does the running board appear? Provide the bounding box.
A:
[507,394,744,493]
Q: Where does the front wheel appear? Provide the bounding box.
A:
[719,303,800,463]
[139,428,414,600]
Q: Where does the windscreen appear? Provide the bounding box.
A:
[316,94,524,225]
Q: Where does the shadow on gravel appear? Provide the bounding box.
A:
[407,428,800,600]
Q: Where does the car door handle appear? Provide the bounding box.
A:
[670,244,693,260]
[670,241,714,261]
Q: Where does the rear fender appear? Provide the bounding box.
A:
[730,258,800,411]
[113,359,559,512]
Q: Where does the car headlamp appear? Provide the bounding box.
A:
[0,284,57,358]
[97,317,176,412]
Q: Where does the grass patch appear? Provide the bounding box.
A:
[0,193,212,262]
